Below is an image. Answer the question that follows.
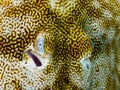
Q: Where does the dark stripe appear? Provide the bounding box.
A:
[26,50,42,66]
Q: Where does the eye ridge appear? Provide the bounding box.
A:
[26,50,42,66]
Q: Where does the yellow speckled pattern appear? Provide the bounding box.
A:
[0,0,120,90]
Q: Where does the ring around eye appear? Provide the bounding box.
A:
[36,35,45,56]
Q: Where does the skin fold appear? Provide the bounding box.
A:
[0,0,120,90]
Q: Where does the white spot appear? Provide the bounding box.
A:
[92,0,100,9]
[103,10,113,20]
[0,6,5,15]
[26,56,37,69]
[80,57,91,76]
[10,0,23,6]
[106,27,115,41]
[25,43,35,51]
[88,19,105,37]
[50,0,56,9]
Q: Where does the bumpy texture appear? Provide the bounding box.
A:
[0,0,120,90]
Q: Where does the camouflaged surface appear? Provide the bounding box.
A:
[0,0,120,90]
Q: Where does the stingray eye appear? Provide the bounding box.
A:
[25,33,53,69]
[36,35,45,56]
[26,34,50,69]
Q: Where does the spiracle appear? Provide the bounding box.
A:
[26,50,42,66]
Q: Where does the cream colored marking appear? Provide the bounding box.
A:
[26,50,50,70]
[103,9,113,20]
[92,0,100,9]
[118,0,120,3]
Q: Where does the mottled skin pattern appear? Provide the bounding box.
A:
[0,0,120,90]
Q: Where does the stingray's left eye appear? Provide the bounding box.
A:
[35,33,54,57]
[25,34,50,69]
[36,35,44,56]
